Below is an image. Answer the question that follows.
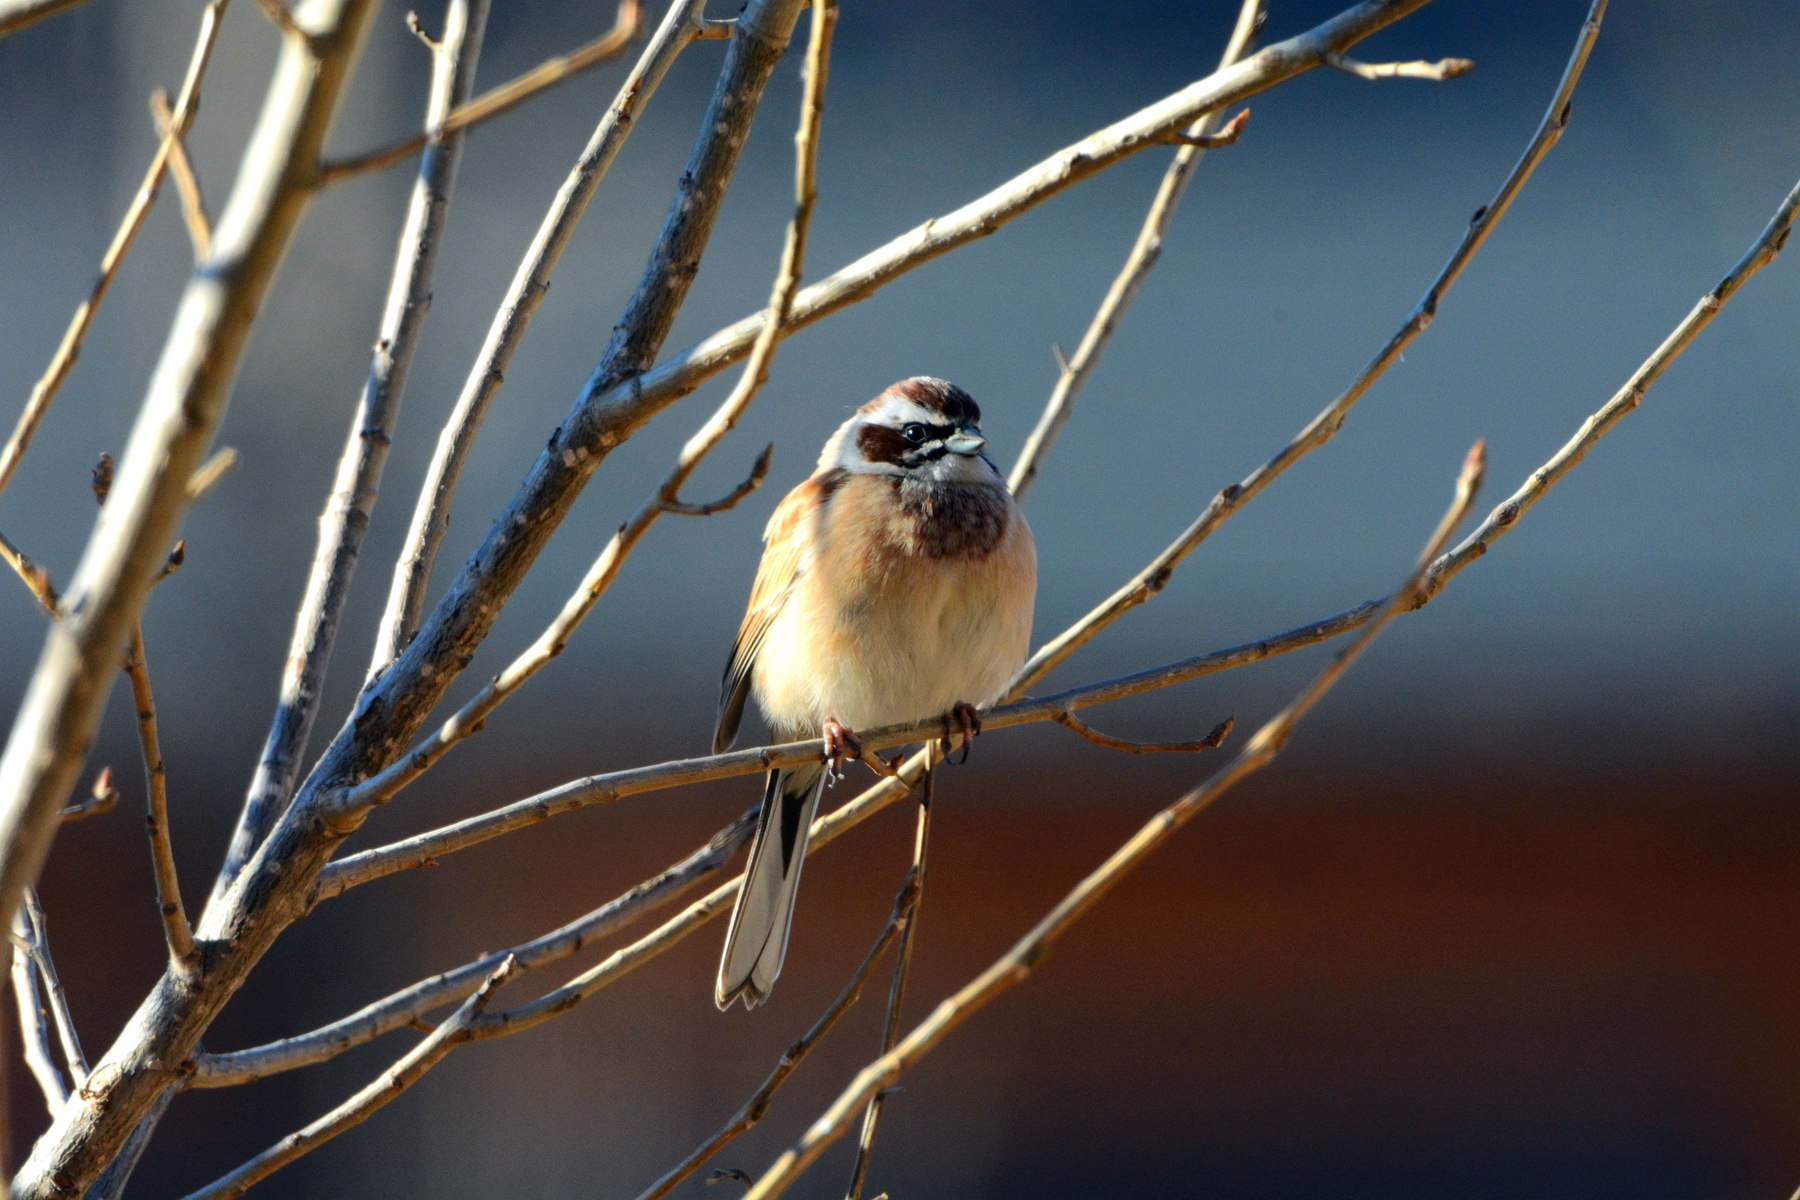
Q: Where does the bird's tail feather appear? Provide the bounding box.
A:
[716,763,826,1010]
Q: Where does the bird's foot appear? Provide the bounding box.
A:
[941,701,982,765]
[823,717,864,786]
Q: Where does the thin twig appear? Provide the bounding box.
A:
[179,957,522,1200]
[368,0,713,673]
[252,0,306,40]
[58,767,118,825]
[1,528,59,614]
[1012,0,1608,691]
[1052,711,1235,755]
[149,89,212,259]
[122,624,196,972]
[844,751,936,1199]
[21,891,88,1088]
[193,812,758,1087]
[315,0,641,186]
[11,908,67,1113]
[737,445,1487,1200]
[635,862,920,1200]
[331,0,837,825]
[1326,51,1473,80]
[210,0,492,906]
[185,446,238,499]
[1010,0,1263,502]
[0,0,228,503]
[0,0,90,39]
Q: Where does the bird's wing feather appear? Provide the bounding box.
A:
[712,476,823,754]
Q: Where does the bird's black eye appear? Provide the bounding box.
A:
[901,423,928,445]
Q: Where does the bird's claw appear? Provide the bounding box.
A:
[941,701,981,765]
[823,717,863,787]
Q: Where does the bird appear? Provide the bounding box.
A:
[711,377,1037,1010]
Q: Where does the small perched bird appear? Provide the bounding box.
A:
[712,377,1037,1010]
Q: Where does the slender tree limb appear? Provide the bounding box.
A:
[121,624,196,973]
[178,956,521,1200]
[5,0,388,1192]
[1419,175,1800,606]
[210,0,491,907]
[369,0,714,673]
[635,864,919,1200]
[339,0,835,823]
[149,89,212,259]
[20,891,87,1089]
[1,529,59,614]
[57,768,117,826]
[844,753,936,1200]
[277,170,1800,1086]
[1052,711,1235,756]
[0,0,87,41]
[737,445,1487,1200]
[1010,0,1263,502]
[1013,0,1607,692]
[252,0,306,41]
[194,811,758,1088]
[1327,51,1473,80]
[315,0,642,186]
[659,445,774,516]
[12,912,68,1114]
[0,0,229,504]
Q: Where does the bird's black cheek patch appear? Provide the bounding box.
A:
[857,424,913,465]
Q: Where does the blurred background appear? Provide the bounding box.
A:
[2,0,1797,1196]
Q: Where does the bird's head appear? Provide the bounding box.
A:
[820,377,997,484]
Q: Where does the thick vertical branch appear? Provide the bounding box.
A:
[4,0,385,1192]
[368,0,713,673]
[212,0,492,905]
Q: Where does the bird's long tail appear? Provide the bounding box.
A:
[716,763,827,1010]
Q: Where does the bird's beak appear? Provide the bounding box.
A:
[945,429,987,457]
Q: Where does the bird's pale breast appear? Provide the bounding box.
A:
[752,474,1035,737]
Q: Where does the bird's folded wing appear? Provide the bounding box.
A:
[713,478,820,753]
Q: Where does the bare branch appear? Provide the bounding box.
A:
[122,624,196,972]
[1012,0,1608,691]
[21,891,87,1088]
[336,0,835,823]
[57,768,118,825]
[736,445,1487,1200]
[845,753,935,1199]
[252,0,307,41]
[659,444,774,516]
[210,0,492,906]
[636,859,917,1200]
[12,912,68,1113]
[149,89,212,259]
[1052,711,1235,756]
[369,0,713,672]
[1010,0,1264,501]
[1326,51,1474,80]
[1158,106,1252,148]
[1420,172,1800,605]
[0,0,89,40]
[184,447,238,501]
[316,0,642,186]
[180,956,522,1200]
[195,812,758,1088]
[0,0,228,504]
[1,528,58,614]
